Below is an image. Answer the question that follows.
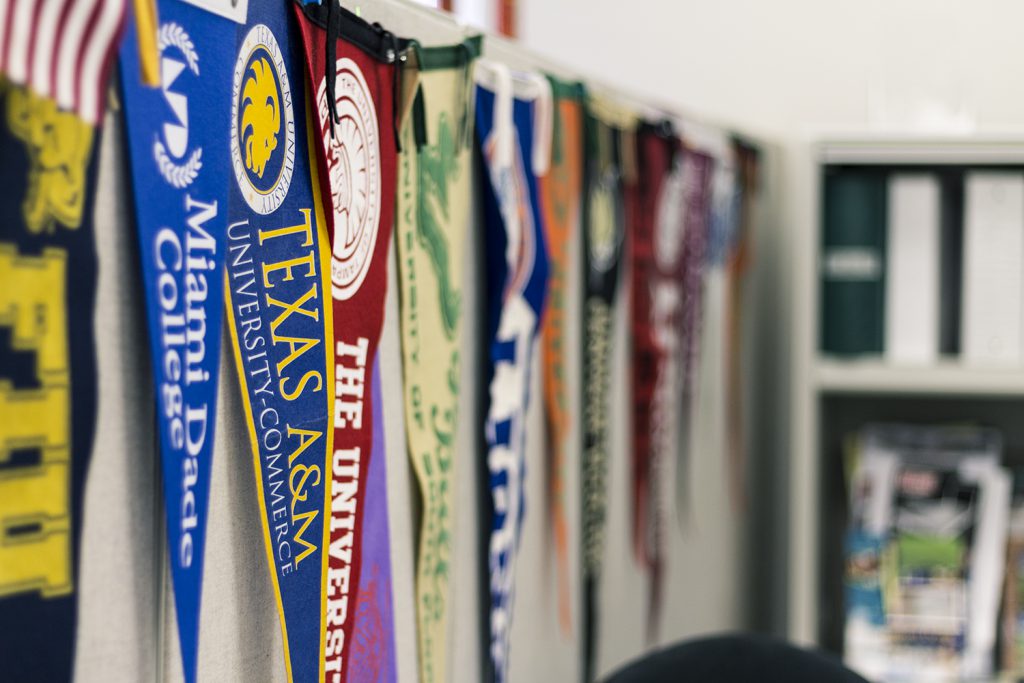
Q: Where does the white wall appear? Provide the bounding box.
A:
[520,0,1024,138]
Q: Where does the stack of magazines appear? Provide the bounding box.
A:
[843,424,1011,681]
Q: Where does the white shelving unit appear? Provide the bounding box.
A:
[816,359,1024,397]
[787,138,1024,660]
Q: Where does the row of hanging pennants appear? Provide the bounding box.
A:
[0,0,760,680]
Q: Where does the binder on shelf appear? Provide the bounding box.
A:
[961,172,1024,365]
[885,174,940,365]
[821,169,887,356]
[938,171,964,357]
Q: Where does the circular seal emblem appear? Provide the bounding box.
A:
[230,24,295,215]
[587,168,621,272]
[318,58,381,301]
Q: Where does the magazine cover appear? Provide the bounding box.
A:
[844,424,1010,681]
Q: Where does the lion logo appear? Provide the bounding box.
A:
[231,25,294,214]
[240,57,281,180]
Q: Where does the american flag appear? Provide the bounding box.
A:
[0,0,128,124]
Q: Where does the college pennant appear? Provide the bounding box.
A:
[631,123,676,641]
[579,96,629,681]
[119,3,237,679]
[291,4,406,681]
[538,76,584,642]
[345,357,399,683]
[674,138,714,527]
[474,59,551,683]
[221,0,333,679]
[632,123,714,640]
[676,130,739,521]
[395,37,479,683]
[0,0,126,671]
[0,82,104,680]
[724,140,760,510]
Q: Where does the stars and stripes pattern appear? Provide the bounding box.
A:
[0,0,127,124]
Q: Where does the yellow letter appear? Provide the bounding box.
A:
[0,244,72,597]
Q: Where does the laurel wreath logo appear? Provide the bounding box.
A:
[154,142,202,189]
[157,22,199,75]
[153,22,201,188]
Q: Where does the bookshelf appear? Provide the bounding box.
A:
[787,137,1024,674]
